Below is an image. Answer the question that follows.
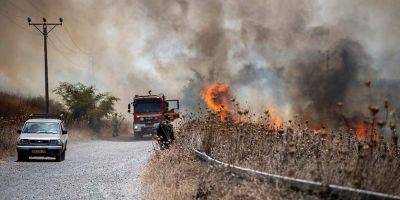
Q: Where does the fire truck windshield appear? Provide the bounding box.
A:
[134,100,162,113]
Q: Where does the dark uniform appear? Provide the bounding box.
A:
[156,121,175,149]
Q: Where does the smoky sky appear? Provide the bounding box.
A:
[1,0,400,122]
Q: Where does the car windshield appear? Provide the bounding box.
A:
[134,100,162,113]
[22,122,60,134]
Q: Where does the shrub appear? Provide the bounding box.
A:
[53,82,119,131]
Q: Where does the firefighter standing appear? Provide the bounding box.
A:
[112,113,119,137]
[156,115,175,149]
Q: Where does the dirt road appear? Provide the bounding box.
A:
[0,138,153,200]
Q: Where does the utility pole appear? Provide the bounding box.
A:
[27,17,63,114]
[89,53,95,86]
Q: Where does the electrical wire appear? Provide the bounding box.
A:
[23,0,48,17]
[52,33,82,55]
[0,10,33,32]
[51,32,92,68]
[63,23,90,55]
[0,6,26,19]
[5,0,41,18]
[21,0,91,55]
[25,0,87,23]
[3,0,91,70]
[48,37,88,69]
[19,0,91,57]
[0,2,89,71]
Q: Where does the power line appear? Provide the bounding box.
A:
[0,10,32,32]
[48,37,87,69]
[20,0,92,70]
[50,33,92,67]
[63,23,90,54]
[25,0,87,24]
[23,0,48,17]
[5,0,41,18]
[49,37,95,87]
[52,32,82,55]
[0,5,26,19]
[24,0,91,66]
[20,0,91,55]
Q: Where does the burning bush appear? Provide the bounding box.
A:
[200,84,236,121]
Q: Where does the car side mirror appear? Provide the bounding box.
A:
[16,129,21,134]
[62,130,68,135]
[128,104,131,113]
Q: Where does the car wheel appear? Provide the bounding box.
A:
[17,152,28,161]
[55,152,62,162]
[61,150,66,161]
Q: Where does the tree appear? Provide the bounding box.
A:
[53,82,119,131]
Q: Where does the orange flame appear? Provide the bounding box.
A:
[308,125,322,132]
[201,84,234,121]
[266,108,283,128]
[355,124,368,141]
[354,124,379,141]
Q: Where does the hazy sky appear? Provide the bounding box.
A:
[1,0,399,118]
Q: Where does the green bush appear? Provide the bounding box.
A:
[53,82,119,131]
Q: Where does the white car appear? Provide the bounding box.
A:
[16,115,68,162]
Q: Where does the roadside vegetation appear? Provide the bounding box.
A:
[53,82,119,132]
[142,122,312,200]
[0,82,120,159]
[0,92,64,158]
[142,109,400,199]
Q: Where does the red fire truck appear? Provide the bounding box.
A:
[128,92,179,140]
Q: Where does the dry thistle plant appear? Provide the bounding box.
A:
[142,105,400,199]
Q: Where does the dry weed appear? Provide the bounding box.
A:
[142,110,400,199]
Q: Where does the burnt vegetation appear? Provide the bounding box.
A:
[143,90,400,199]
[143,113,400,199]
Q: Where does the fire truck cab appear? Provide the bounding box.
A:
[128,93,179,139]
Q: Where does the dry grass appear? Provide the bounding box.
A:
[0,117,20,159]
[0,92,64,117]
[0,92,102,159]
[142,111,400,199]
[141,134,314,200]
[0,92,128,159]
[0,92,64,159]
[142,146,201,200]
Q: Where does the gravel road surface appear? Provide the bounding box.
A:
[0,138,153,200]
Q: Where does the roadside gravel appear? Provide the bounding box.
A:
[0,139,153,200]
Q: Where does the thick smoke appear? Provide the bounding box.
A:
[285,38,374,125]
[1,0,400,124]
